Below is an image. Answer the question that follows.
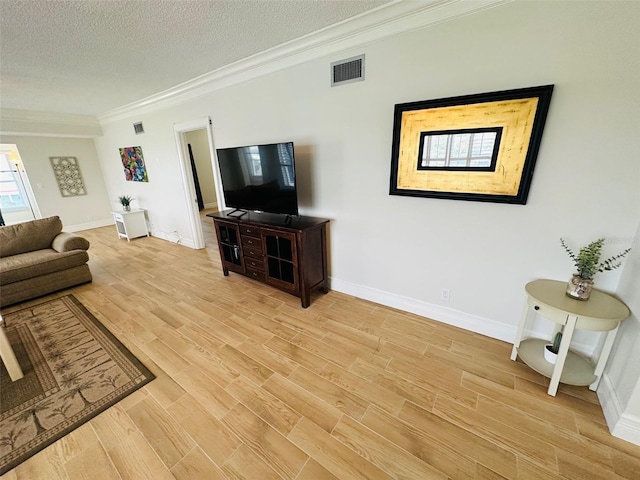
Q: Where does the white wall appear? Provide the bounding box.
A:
[611,227,640,416]
[0,135,113,230]
[599,220,640,445]
[95,1,639,345]
[94,116,198,240]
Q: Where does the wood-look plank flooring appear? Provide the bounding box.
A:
[2,211,639,479]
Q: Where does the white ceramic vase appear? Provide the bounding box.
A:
[543,344,558,364]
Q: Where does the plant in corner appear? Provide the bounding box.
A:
[118,195,133,211]
[560,237,630,300]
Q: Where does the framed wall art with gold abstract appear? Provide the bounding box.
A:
[389,85,554,204]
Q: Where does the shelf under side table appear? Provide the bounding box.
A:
[517,338,596,387]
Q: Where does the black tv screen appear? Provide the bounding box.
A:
[216,142,298,216]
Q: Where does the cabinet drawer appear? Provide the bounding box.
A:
[245,267,265,282]
[243,245,263,257]
[528,296,568,324]
[113,213,124,222]
[242,235,263,249]
[244,257,264,271]
[240,225,260,236]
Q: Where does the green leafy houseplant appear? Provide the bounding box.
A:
[118,195,133,208]
[560,237,630,280]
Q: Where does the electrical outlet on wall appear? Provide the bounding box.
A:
[441,288,450,301]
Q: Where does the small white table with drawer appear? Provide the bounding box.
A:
[112,209,149,241]
[511,279,630,396]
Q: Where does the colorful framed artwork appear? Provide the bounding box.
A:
[49,156,87,196]
[119,146,149,182]
[389,85,554,204]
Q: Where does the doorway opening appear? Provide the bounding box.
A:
[173,117,224,249]
[0,144,41,225]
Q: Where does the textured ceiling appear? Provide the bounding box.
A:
[0,0,391,116]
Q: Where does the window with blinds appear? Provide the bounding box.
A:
[417,127,503,171]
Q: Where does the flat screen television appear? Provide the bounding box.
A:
[216,142,298,216]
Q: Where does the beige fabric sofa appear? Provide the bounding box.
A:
[0,216,92,307]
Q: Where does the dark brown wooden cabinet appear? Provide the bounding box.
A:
[207,211,329,307]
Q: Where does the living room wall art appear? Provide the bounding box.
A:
[49,156,87,197]
[119,146,149,182]
[389,85,554,204]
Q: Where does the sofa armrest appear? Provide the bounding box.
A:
[52,232,90,253]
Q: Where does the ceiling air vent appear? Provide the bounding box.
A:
[331,54,365,87]
[133,122,145,135]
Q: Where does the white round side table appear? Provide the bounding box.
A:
[510,279,630,396]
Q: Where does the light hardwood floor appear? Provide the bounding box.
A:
[2,215,639,479]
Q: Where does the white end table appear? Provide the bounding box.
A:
[511,279,629,396]
[112,209,149,241]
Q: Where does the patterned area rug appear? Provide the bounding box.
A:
[0,295,154,475]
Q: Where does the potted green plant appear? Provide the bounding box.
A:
[560,237,630,300]
[118,195,133,212]
[544,331,563,364]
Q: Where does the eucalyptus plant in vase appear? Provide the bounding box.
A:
[560,237,630,300]
[118,195,133,212]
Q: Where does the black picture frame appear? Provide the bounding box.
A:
[389,85,554,204]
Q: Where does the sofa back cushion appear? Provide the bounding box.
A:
[0,216,63,258]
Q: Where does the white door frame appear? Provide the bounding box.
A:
[0,144,42,223]
[173,117,225,249]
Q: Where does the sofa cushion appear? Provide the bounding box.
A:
[0,216,63,258]
[52,232,90,252]
[0,265,92,308]
[0,248,90,284]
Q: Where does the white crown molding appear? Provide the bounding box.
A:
[99,0,511,123]
[0,108,103,137]
[0,109,100,126]
[0,131,100,139]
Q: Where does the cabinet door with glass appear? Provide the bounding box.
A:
[214,220,244,275]
[262,228,298,292]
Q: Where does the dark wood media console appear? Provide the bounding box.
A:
[207,211,329,307]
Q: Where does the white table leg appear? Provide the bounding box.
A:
[511,299,533,361]
[0,319,24,381]
[548,315,577,396]
[590,326,619,391]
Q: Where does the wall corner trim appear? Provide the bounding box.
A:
[598,373,640,446]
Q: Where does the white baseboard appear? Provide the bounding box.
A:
[203,202,218,210]
[71,219,197,249]
[150,230,195,249]
[66,219,114,232]
[598,373,640,446]
[329,277,516,343]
